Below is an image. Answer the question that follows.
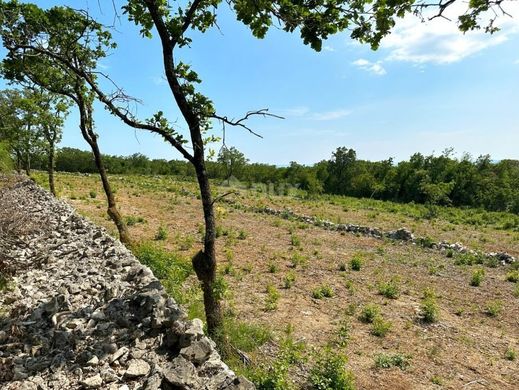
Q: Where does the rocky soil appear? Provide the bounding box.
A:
[0,178,253,390]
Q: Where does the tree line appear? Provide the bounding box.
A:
[26,145,519,214]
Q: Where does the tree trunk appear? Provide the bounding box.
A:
[75,89,131,246]
[48,142,56,196]
[192,159,224,340]
[90,138,131,246]
[24,150,30,176]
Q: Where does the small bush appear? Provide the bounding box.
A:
[374,353,411,370]
[155,225,168,241]
[485,300,502,317]
[506,271,519,283]
[268,262,278,274]
[371,316,392,337]
[505,347,516,361]
[290,233,301,247]
[420,289,439,323]
[309,349,355,390]
[283,272,296,289]
[89,190,97,198]
[359,304,380,324]
[470,268,485,287]
[238,229,248,240]
[377,278,400,299]
[265,284,280,311]
[312,284,334,299]
[350,254,363,271]
[338,262,347,272]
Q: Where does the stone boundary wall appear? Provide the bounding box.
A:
[251,206,516,265]
[0,179,253,390]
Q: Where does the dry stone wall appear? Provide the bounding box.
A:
[0,179,254,390]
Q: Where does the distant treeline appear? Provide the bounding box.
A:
[30,146,519,213]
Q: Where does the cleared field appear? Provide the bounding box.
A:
[33,171,519,389]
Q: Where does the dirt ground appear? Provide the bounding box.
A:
[34,172,519,389]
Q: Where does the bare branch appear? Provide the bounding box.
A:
[211,108,284,138]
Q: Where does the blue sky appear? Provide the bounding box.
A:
[3,0,519,164]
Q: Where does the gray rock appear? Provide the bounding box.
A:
[125,359,151,378]
[80,374,103,389]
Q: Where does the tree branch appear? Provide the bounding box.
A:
[211,108,284,138]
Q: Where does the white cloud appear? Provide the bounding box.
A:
[310,109,351,121]
[352,58,387,75]
[278,106,351,121]
[279,106,310,117]
[381,2,519,64]
[323,45,335,52]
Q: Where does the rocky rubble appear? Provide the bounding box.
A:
[255,206,516,265]
[0,179,254,390]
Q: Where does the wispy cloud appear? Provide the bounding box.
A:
[279,106,310,117]
[323,45,335,52]
[310,109,352,121]
[381,2,519,64]
[279,106,351,121]
[352,59,387,75]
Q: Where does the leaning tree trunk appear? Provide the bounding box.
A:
[192,159,224,340]
[76,91,131,245]
[47,141,56,196]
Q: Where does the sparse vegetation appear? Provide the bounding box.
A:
[420,288,440,323]
[312,284,334,299]
[350,254,363,271]
[374,353,411,370]
[470,268,485,287]
[359,304,380,324]
[309,349,355,390]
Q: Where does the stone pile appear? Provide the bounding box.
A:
[255,206,516,265]
[0,179,253,390]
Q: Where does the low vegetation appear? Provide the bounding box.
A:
[29,171,519,389]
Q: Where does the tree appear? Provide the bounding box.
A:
[0,5,131,244]
[1,0,514,341]
[35,90,71,196]
[217,147,248,184]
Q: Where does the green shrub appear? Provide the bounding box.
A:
[505,347,516,361]
[238,229,248,240]
[89,190,97,199]
[350,254,362,271]
[420,289,439,323]
[290,233,301,247]
[485,300,502,317]
[268,262,278,274]
[375,353,411,370]
[359,304,380,323]
[309,349,355,390]
[155,225,168,241]
[283,272,296,289]
[377,278,400,299]
[506,271,519,283]
[265,284,280,311]
[470,268,485,287]
[312,284,334,299]
[371,316,392,337]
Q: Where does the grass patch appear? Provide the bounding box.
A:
[374,353,411,370]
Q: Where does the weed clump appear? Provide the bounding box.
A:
[375,353,411,370]
[312,285,334,299]
[371,316,392,337]
[350,254,363,271]
[377,278,400,299]
[420,288,439,323]
[470,268,485,287]
[309,349,355,390]
[155,225,168,241]
[358,304,380,323]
